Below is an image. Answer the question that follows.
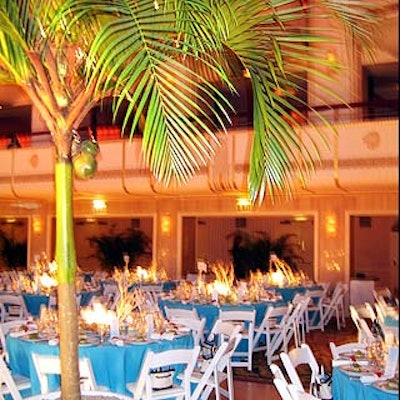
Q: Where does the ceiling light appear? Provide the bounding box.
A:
[293,215,308,222]
[236,197,252,212]
[92,199,107,213]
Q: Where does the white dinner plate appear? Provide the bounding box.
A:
[340,351,368,362]
[339,364,374,377]
[373,379,399,394]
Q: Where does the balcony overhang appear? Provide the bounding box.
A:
[0,119,397,203]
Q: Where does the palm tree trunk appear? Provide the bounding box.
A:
[55,160,81,400]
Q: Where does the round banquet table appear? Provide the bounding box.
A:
[332,366,398,400]
[7,332,193,396]
[158,298,284,332]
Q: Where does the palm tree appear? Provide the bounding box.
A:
[0,0,381,398]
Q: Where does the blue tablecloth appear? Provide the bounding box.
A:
[270,285,323,303]
[332,367,398,400]
[158,299,283,332]
[7,333,193,396]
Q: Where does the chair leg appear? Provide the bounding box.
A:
[336,308,341,330]
[214,372,221,400]
[227,366,235,400]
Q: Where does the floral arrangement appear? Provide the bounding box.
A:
[133,263,169,283]
[266,254,309,287]
[112,266,140,323]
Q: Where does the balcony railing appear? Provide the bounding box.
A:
[0,98,398,150]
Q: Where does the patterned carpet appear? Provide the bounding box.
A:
[233,318,358,383]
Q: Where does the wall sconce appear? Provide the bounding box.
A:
[236,197,252,212]
[92,199,107,214]
[293,215,308,222]
[325,214,337,237]
[32,216,41,235]
[161,215,171,235]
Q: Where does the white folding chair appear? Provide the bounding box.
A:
[126,346,200,400]
[363,302,377,321]
[31,353,104,394]
[373,287,392,303]
[295,296,312,345]
[253,304,293,365]
[271,362,314,400]
[305,290,325,332]
[280,343,320,394]
[329,340,367,367]
[329,341,366,360]
[272,377,294,400]
[282,301,305,351]
[322,284,346,330]
[0,319,32,393]
[349,305,375,343]
[0,295,29,322]
[218,309,255,371]
[170,317,206,346]
[206,319,243,345]
[164,306,200,321]
[141,285,163,311]
[190,332,242,400]
[270,362,288,381]
[0,354,31,400]
[101,283,120,310]
[374,302,386,325]
[271,364,319,400]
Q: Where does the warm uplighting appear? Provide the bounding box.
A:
[325,214,337,237]
[136,265,149,281]
[207,263,236,301]
[266,254,300,287]
[39,273,58,290]
[27,256,59,294]
[269,269,286,287]
[160,214,171,234]
[208,280,231,297]
[92,199,107,213]
[32,215,42,234]
[172,261,285,304]
[81,301,115,326]
[236,197,252,212]
[293,215,308,222]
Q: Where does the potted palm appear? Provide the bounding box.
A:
[89,229,152,271]
[0,231,27,270]
[0,1,381,398]
[228,230,304,279]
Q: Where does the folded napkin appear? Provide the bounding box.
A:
[360,374,387,384]
[332,359,368,367]
[9,329,38,338]
[109,337,124,346]
[150,333,162,340]
[161,332,175,340]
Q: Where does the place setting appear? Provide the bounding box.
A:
[338,336,400,396]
